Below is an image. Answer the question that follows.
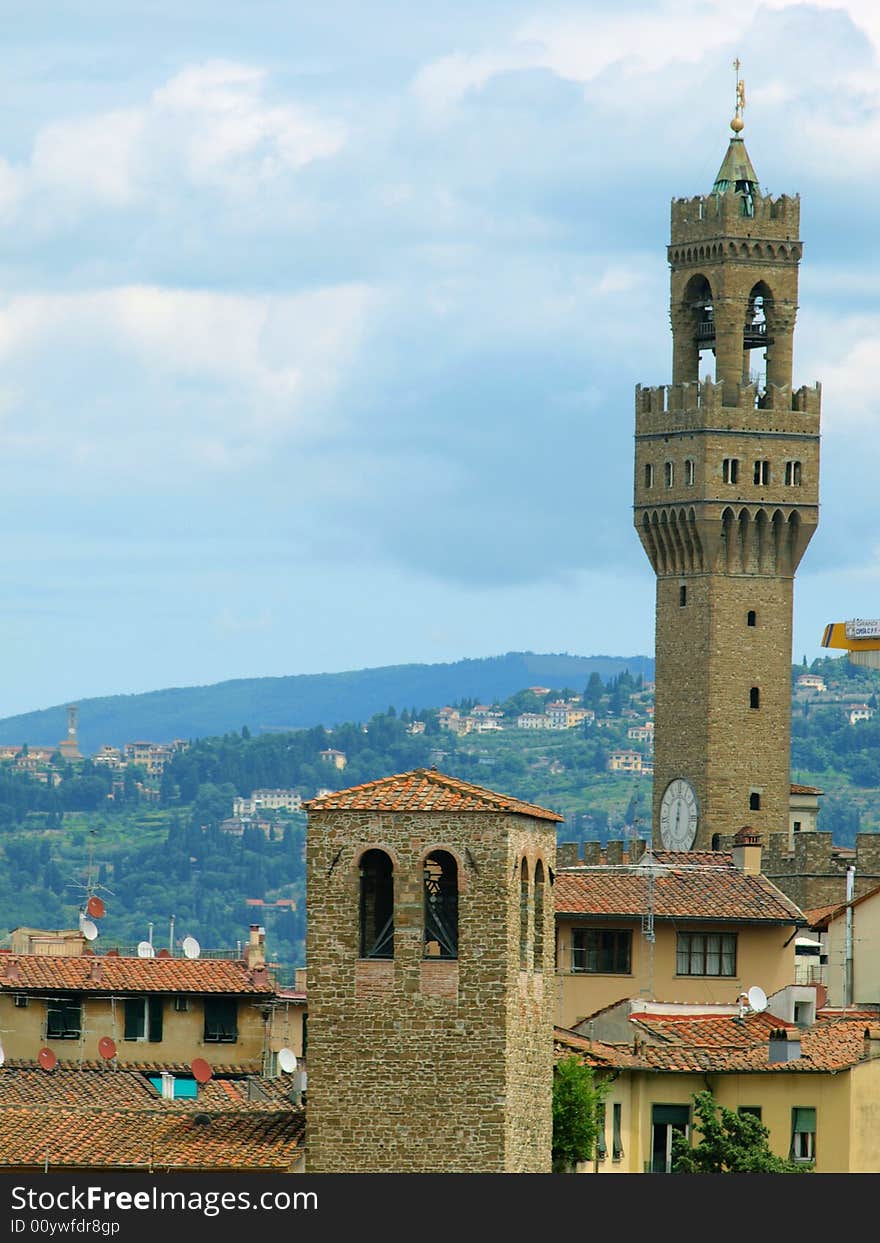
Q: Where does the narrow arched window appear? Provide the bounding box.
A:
[747,610,757,627]
[424,850,458,959]
[534,860,545,972]
[750,687,760,709]
[679,585,687,607]
[711,833,721,851]
[722,458,739,485]
[750,792,762,811]
[785,460,802,486]
[754,460,770,486]
[684,458,695,486]
[664,460,674,488]
[359,850,394,959]
[520,858,530,969]
[644,463,654,489]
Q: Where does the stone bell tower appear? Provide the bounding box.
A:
[634,79,820,850]
[304,768,559,1172]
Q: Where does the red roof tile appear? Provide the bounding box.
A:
[790,783,824,795]
[0,1067,297,1111]
[0,954,274,995]
[556,1015,874,1074]
[304,767,563,821]
[555,858,804,924]
[0,1106,304,1170]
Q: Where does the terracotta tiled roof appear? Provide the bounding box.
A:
[555,859,805,924]
[790,783,824,795]
[556,1015,875,1074]
[0,954,274,995]
[0,1106,305,1170]
[803,903,842,929]
[304,767,563,821]
[0,1067,297,1111]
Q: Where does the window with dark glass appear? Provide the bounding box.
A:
[750,686,760,709]
[203,997,238,1043]
[684,458,695,486]
[754,459,770,486]
[597,1103,607,1160]
[571,928,632,974]
[750,791,761,811]
[785,460,802,486]
[46,994,81,1039]
[359,848,394,959]
[612,1102,624,1160]
[747,610,756,627]
[424,850,458,959]
[644,463,654,489]
[676,932,736,976]
[664,460,674,488]
[651,1104,689,1173]
[679,585,687,607]
[722,457,739,484]
[124,996,164,1042]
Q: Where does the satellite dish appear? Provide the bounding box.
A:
[191,1057,212,1084]
[80,918,98,942]
[157,948,171,959]
[747,985,768,1013]
[38,1047,57,1072]
[182,936,201,960]
[277,1048,297,1074]
[86,895,106,919]
[137,941,155,959]
[98,1036,116,1061]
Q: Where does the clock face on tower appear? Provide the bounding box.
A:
[659,778,699,851]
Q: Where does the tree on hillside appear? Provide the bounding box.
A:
[551,1056,608,1172]
[583,673,604,709]
[671,1091,807,1173]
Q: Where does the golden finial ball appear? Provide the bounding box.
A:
[730,115,744,133]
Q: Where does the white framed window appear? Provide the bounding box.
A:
[722,457,739,484]
[684,458,695,486]
[676,932,736,976]
[785,460,802,486]
[664,460,674,488]
[644,463,654,489]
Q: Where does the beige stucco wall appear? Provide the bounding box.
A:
[825,892,880,1007]
[0,993,267,1067]
[556,919,798,1029]
[583,1064,875,1174]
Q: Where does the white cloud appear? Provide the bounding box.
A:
[0,282,374,481]
[1,60,346,217]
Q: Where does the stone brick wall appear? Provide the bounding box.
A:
[635,172,820,853]
[305,809,556,1173]
[713,831,880,911]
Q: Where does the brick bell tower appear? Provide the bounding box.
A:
[634,76,820,851]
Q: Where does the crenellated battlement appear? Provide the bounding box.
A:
[671,192,800,244]
[634,378,821,437]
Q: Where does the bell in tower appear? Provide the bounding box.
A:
[634,65,821,852]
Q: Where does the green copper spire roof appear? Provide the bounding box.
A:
[713,134,759,198]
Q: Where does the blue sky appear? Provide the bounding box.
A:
[0,0,878,716]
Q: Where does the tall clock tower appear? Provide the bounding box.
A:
[635,88,820,851]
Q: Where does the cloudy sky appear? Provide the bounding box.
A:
[0,0,878,716]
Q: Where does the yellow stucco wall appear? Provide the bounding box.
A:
[556,919,798,1028]
[825,893,880,1007]
[582,1063,880,1174]
[0,993,268,1066]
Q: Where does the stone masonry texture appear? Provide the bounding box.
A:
[305,807,556,1172]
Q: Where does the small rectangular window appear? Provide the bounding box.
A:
[124,998,146,1041]
[13,994,28,1008]
[722,458,739,484]
[739,1106,762,1121]
[679,585,687,607]
[46,995,82,1039]
[174,996,191,1012]
[754,459,770,486]
[612,1102,624,1160]
[597,1104,607,1160]
[571,928,632,974]
[676,932,737,976]
[785,460,802,486]
[750,791,761,811]
[791,1107,816,1163]
[204,997,238,1043]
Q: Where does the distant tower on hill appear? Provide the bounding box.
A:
[58,704,82,761]
[304,767,559,1172]
[634,72,820,850]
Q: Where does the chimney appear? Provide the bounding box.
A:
[863,1026,880,1060]
[294,967,307,994]
[244,924,266,969]
[768,1026,802,1063]
[732,827,763,875]
[160,1072,175,1100]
